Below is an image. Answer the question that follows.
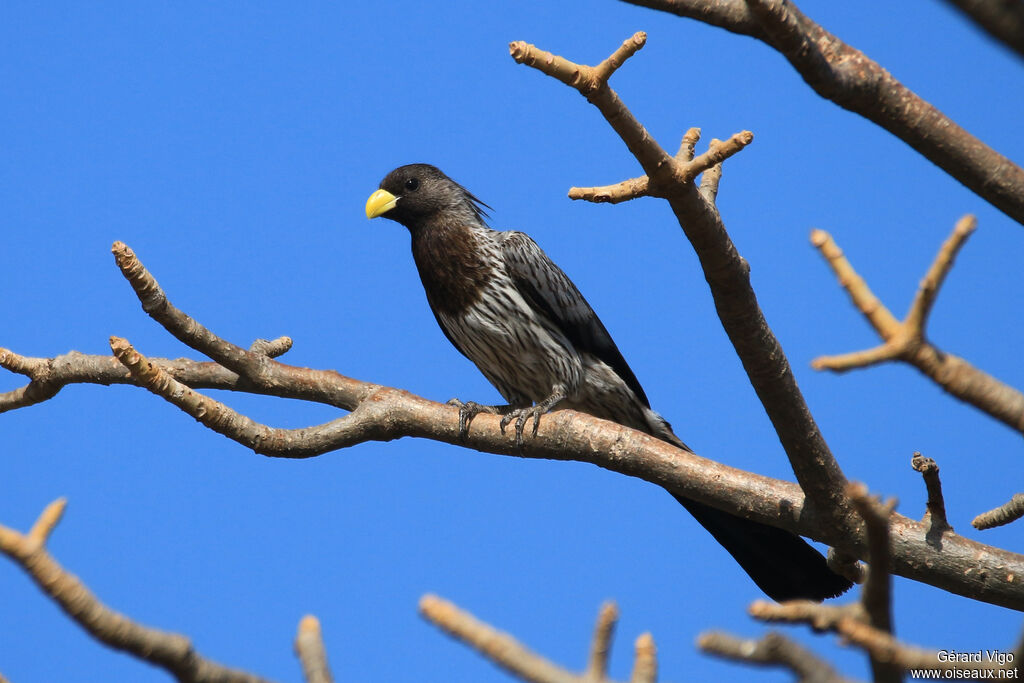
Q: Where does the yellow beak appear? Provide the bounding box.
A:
[365,189,398,219]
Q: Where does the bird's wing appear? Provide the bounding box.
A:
[497,230,650,407]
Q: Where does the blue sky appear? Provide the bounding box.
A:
[2,2,1022,681]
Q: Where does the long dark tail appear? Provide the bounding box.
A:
[673,494,852,601]
[649,417,852,602]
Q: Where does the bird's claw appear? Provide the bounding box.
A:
[447,398,493,440]
[499,405,545,448]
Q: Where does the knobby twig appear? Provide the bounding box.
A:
[974,494,1024,530]
[420,596,657,683]
[510,32,852,531]
[939,0,1024,61]
[2,243,1024,609]
[586,602,618,680]
[294,616,334,683]
[812,216,1024,437]
[0,500,279,683]
[698,630,857,682]
[911,452,952,543]
[618,0,1024,227]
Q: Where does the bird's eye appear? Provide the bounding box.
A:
[404,178,420,191]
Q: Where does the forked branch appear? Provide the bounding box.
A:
[811,216,1024,436]
[420,595,658,683]
[510,32,850,532]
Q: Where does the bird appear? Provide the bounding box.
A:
[364,163,853,602]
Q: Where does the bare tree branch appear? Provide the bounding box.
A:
[295,615,334,683]
[698,630,858,682]
[811,217,1024,437]
[419,594,584,683]
[974,494,1024,530]
[3,235,1024,608]
[911,452,952,541]
[0,500,280,683]
[510,32,852,530]
[748,483,1019,677]
[750,600,1018,674]
[420,596,665,683]
[618,0,1024,227]
[0,349,364,415]
[939,0,1024,61]
[568,131,751,203]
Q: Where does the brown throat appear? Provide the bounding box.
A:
[411,219,494,317]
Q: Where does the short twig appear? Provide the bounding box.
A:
[250,337,293,358]
[910,453,952,537]
[630,633,657,683]
[294,615,333,683]
[973,494,1024,530]
[586,602,618,681]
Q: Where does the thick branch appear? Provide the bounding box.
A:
[0,500,278,683]
[619,0,1024,227]
[811,218,1024,436]
[511,33,851,530]
[4,356,1024,607]
[5,242,1024,609]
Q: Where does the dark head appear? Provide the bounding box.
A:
[365,164,490,229]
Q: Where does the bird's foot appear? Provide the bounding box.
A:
[498,389,566,448]
[446,399,506,439]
